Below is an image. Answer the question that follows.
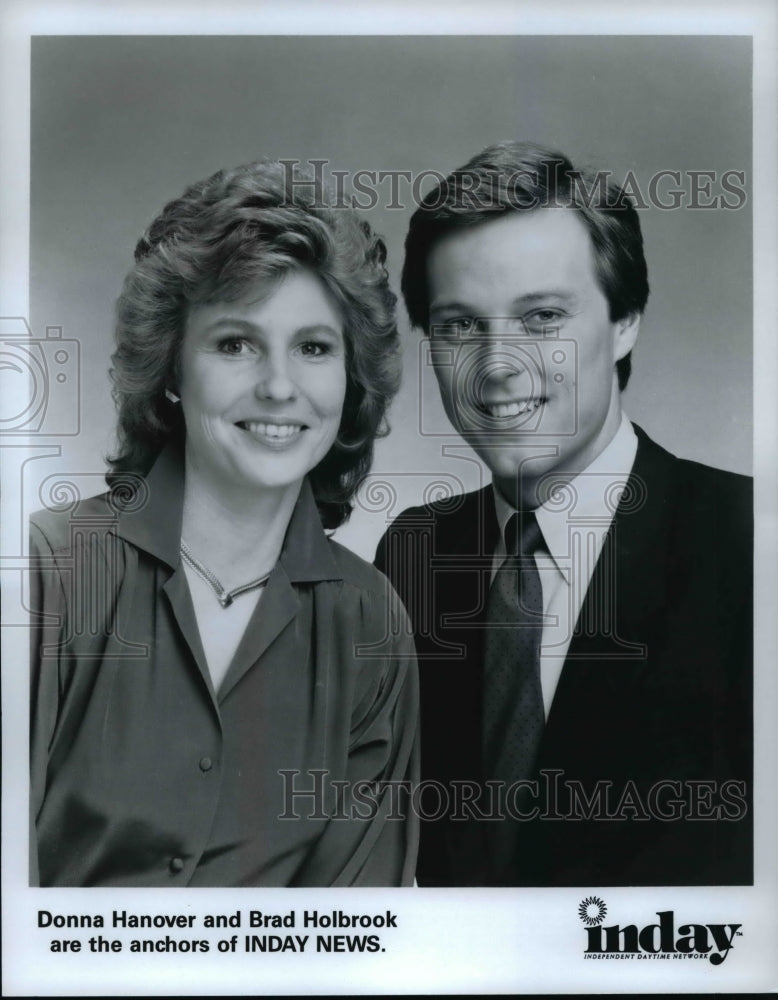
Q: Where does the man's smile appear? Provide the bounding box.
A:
[480,398,547,419]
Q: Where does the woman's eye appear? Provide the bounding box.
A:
[299,341,331,357]
[217,337,250,356]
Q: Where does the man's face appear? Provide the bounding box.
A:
[426,208,640,508]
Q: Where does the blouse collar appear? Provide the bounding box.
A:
[114,437,342,583]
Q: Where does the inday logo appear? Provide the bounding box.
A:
[579,897,742,965]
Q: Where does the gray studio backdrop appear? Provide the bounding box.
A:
[31,35,752,559]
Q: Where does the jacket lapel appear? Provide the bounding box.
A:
[544,425,676,735]
[420,487,500,781]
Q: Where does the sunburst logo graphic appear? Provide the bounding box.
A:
[578,896,607,926]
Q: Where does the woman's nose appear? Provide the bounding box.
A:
[254,354,297,401]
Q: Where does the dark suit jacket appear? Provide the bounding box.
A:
[375,425,752,886]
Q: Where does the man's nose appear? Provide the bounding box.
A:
[472,322,530,379]
[255,352,297,401]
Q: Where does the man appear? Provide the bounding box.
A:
[375,142,752,886]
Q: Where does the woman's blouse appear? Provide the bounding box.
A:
[29,443,419,886]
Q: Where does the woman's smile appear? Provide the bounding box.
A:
[235,418,306,446]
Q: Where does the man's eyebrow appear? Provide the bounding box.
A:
[428,300,472,316]
[511,291,577,306]
[429,291,577,315]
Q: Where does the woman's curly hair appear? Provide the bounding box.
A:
[108,160,400,528]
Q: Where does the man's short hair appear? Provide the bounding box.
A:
[401,141,650,390]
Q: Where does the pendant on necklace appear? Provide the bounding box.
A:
[180,540,271,608]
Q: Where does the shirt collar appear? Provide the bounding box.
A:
[279,480,342,583]
[114,438,184,568]
[492,413,638,571]
[114,437,342,583]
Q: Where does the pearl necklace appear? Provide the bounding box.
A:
[180,540,272,608]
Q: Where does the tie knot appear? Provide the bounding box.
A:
[505,511,544,557]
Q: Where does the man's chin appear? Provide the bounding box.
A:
[476,447,562,478]
[481,448,569,505]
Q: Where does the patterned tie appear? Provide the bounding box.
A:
[481,510,545,876]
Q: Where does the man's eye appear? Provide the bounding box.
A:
[523,309,564,333]
[432,317,475,338]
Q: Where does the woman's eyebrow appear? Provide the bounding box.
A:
[199,317,257,332]
[198,318,343,338]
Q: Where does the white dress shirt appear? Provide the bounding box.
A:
[491,413,638,719]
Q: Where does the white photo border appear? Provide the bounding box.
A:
[2,2,777,995]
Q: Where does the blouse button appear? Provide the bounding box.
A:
[169,857,185,874]
[199,756,213,772]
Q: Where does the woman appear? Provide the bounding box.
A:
[29,160,419,887]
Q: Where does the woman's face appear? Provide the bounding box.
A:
[179,268,347,498]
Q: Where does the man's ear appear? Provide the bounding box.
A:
[613,312,641,361]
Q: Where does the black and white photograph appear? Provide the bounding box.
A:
[1,1,776,995]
